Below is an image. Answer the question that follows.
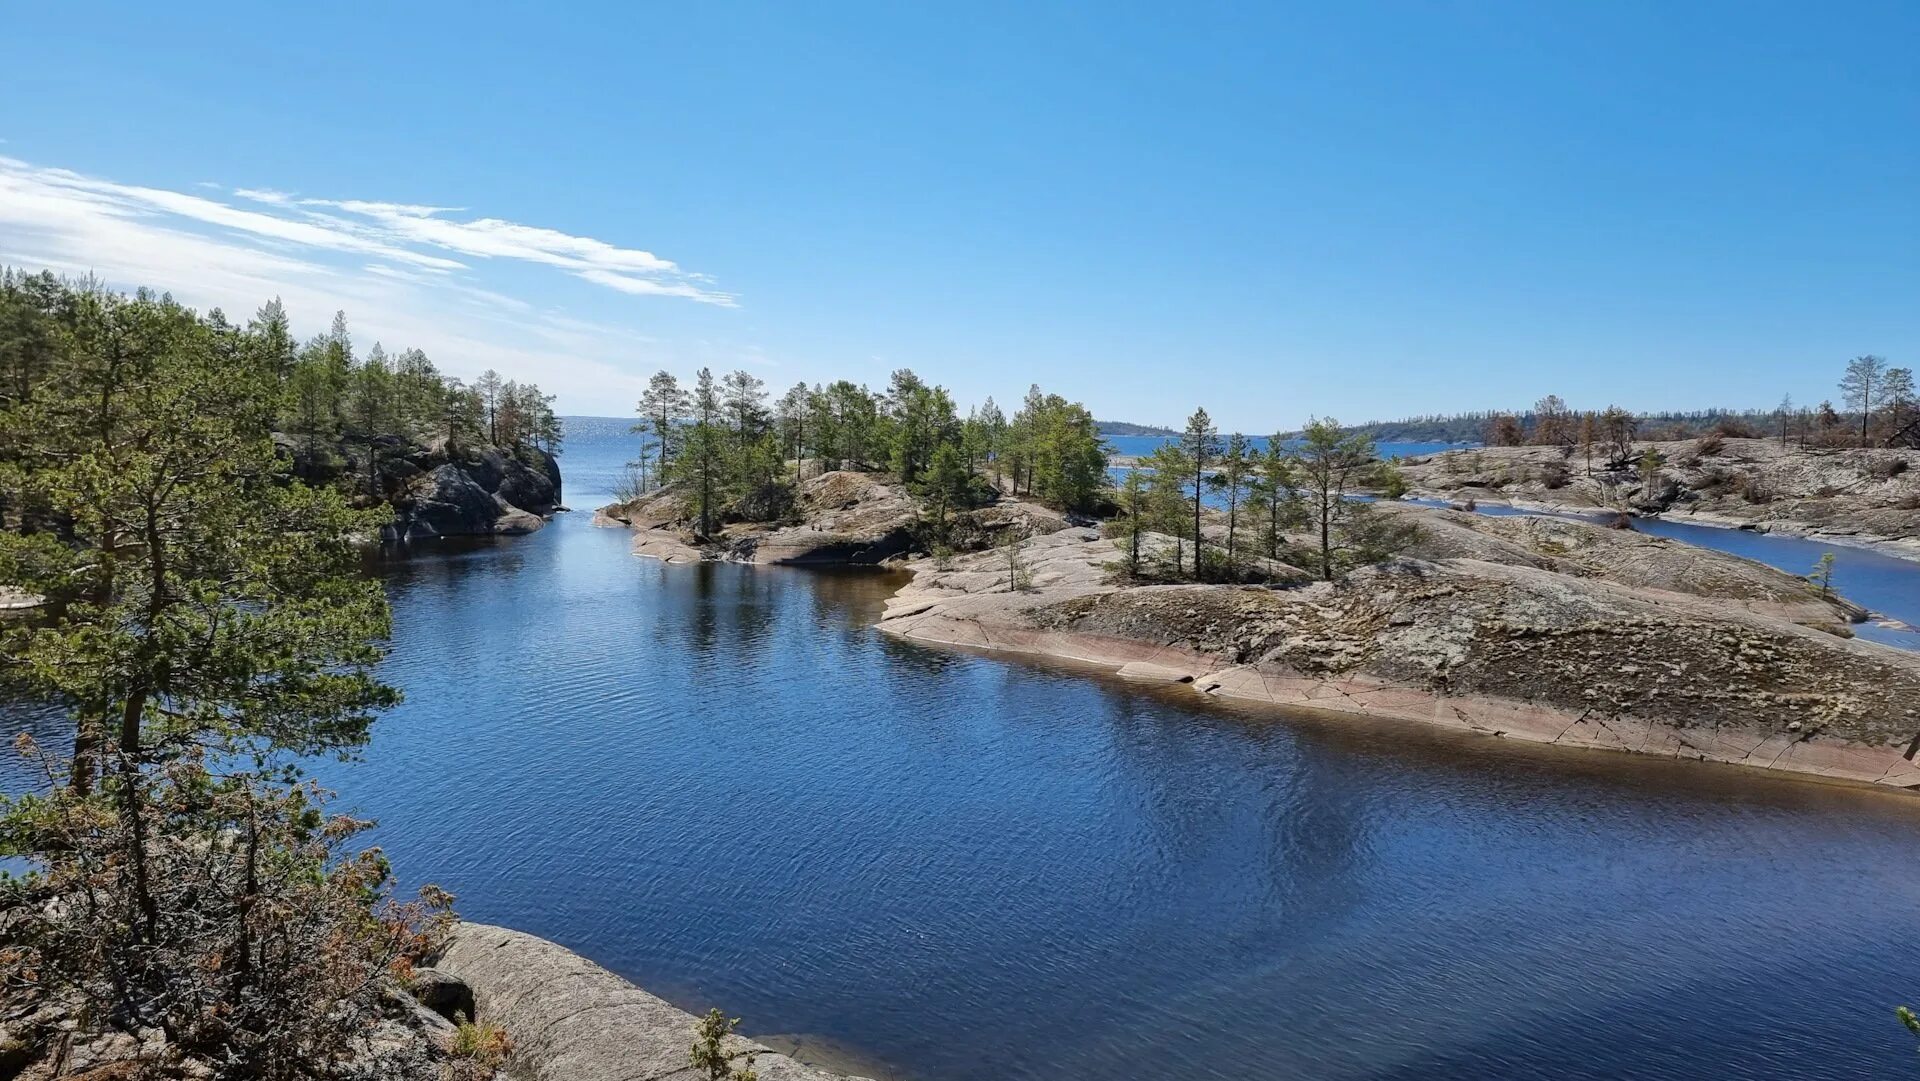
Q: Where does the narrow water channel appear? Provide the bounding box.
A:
[337,423,1920,1080]
[6,421,1918,1080]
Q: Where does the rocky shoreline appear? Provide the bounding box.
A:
[1394,437,1920,562]
[597,468,1067,567]
[601,465,1920,791]
[435,923,871,1081]
[876,518,1920,792]
[0,919,874,1081]
[287,433,564,542]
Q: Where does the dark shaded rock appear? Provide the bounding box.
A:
[464,447,508,492]
[408,967,476,1025]
[396,464,502,540]
[497,451,560,516]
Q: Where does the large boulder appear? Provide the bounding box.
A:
[436,923,871,1081]
[1390,504,1867,629]
[497,451,560,516]
[738,471,920,564]
[395,464,502,540]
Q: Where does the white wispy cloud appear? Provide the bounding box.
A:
[0,154,745,413]
[0,156,733,304]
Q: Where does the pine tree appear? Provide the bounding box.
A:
[1840,355,1887,448]
[0,288,428,1071]
[1252,436,1299,561]
[1211,432,1251,578]
[1144,442,1194,577]
[636,370,690,490]
[1180,408,1220,579]
[1292,418,1409,580]
[475,369,505,445]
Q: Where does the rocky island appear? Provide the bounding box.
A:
[1396,437,1920,560]
[879,509,1920,788]
[600,435,1920,791]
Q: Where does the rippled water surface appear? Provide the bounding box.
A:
[8,419,1920,1080]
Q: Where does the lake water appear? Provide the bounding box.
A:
[7,418,1920,1079]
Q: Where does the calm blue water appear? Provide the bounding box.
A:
[7,418,1920,1080]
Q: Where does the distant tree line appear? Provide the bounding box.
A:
[1,269,559,504]
[627,368,1108,538]
[1328,357,1916,451]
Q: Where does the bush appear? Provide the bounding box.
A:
[451,1016,514,1080]
[1864,456,1910,480]
[1694,430,1726,457]
[1373,461,1410,499]
[1735,471,1776,504]
[1539,460,1571,489]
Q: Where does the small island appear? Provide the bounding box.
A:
[599,369,1920,792]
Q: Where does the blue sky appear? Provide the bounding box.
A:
[1,2,1914,432]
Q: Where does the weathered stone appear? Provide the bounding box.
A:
[436,922,871,1081]
[878,522,1920,790]
[1394,438,1920,561]
[408,966,476,1025]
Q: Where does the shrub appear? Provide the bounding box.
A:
[1373,461,1410,499]
[1735,471,1776,504]
[692,1008,760,1081]
[1694,430,1726,457]
[1864,456,1910,480]
[451,1016,514,1080]
[1539,460,1571,489]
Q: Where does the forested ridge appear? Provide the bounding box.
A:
[626,367,1112,533]
[2,269,563,539]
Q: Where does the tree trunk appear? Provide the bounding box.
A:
[1319,496,1332,581]
[1225,491,1237,577]
[1192,463,1203,582]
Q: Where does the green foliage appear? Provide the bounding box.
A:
[1294,417,1414,580]
[640,366,1110,537]
[1142,442,1195,577]
[0,278,454,1076]
[451,1014,515,1079]
[0,271,556,508]
[1373,458,1410,499]
[691,1007,760,1081]
[1809,551,1837,597]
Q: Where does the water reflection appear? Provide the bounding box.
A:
[7,426,1920,1081]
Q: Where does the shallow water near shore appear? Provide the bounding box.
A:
[8,420,1920,1080]
[344,423,1920,1081]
